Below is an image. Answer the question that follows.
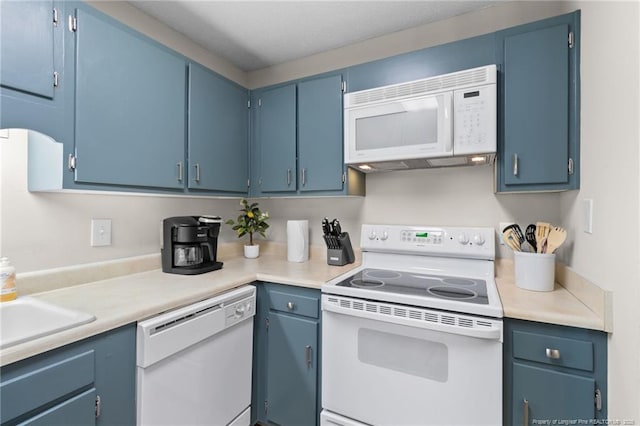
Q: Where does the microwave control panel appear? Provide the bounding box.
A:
[453,84,497,155]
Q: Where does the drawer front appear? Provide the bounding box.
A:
[0,350,95,423]
[268,290,319,319]
[19,388,97,426]
[512,330,593,371]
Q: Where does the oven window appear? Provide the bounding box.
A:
[357,328,448,382]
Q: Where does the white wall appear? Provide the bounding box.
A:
[558,1,640,420]
[1,0,638,421]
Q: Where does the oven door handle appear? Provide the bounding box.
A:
[323,300,502,341]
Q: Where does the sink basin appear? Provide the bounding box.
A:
[0,297,96,349]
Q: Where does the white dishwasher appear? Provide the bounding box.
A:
[136,285,256,426]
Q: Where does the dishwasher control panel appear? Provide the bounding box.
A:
[225,296,255,327]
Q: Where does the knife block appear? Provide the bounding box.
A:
[327,232,355,266]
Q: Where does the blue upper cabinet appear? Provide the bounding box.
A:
[1,1,55,99]
[0,0,68,142]
[496,12,580,192]
[256,84,298,193]
[71,5,187,189]
[251,73,363,197]
[188,63,249,194]
[298,74,345,193]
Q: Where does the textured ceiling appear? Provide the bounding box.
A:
[130,1,498,72]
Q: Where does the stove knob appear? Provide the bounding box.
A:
[368,231,377,240]
[380,231,389,241]
[473,234,485,245]
[458,233,469,245]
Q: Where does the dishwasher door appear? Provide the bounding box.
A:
[136,285,255,426]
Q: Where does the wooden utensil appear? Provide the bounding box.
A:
[546,227,567,254]
[502,229,521,252]
[535,222,551,253]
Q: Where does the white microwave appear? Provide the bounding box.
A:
[344,65,497,172]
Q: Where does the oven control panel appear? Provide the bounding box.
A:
[361,224,495,260]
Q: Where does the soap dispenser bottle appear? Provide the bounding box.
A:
[0,257,17,302]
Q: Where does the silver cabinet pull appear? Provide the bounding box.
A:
[301,168,306,186]
[194,163,201,183]
[513,154,519,176]
[177,161,184,182]
[287,168,292,186]
[545,348,561,359]
[305,345,312,368]
[287,302,295,310]
[523,399,529,426]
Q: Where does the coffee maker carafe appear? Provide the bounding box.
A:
[161,216,223,275]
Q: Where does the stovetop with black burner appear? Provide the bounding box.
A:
[335,268,489,305]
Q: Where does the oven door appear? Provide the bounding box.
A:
[321,294,502,426]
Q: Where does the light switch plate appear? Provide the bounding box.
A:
[91,219,112,247]
[583,199,593,234]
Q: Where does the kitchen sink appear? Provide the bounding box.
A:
[0,297,95,349]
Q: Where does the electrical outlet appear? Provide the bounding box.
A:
[498,222,512,245]
[91,219,112,247]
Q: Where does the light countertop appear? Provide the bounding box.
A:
[1,249,610,367]
[0,250,360,366]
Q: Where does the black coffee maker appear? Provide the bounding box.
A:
[161,216,223,275]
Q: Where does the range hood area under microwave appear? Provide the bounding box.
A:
[344,65,497,173]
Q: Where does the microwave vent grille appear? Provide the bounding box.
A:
[348,65,494,107]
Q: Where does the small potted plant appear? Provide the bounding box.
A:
[226,199,270,258]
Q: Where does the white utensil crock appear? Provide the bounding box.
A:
[287,220,309,262]
[514,251,555,292]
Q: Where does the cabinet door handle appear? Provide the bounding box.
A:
[305,345,312,368]
[513,154,519,176]
[287,168,292,186]
[523,398,529,426]
[287,302,295,310]
[545,348,561,359]
[177,161,184,182]
[194,163,201,183]
[301,168,306,186]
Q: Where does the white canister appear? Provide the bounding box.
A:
[287,220,309,262]
[514,251,556,292]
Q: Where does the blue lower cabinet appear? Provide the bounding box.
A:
[504,319,607,425]
[0,324,136,426]
[252,282,321,426]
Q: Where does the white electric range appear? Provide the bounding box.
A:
[321,224,503,426]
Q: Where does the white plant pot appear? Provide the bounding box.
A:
[244,244,260,259]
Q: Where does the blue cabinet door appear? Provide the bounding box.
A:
[512,363,595,425]
[0,1,55,99]
[266,310,318,426]
[0,324,135,426]
[20,388,97,426]
[257,84,297,193]
[298,74,344,192]
[0,0,69,143]
[188,63,249,193]
[73,6,186,189]
[497,12,580,192]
